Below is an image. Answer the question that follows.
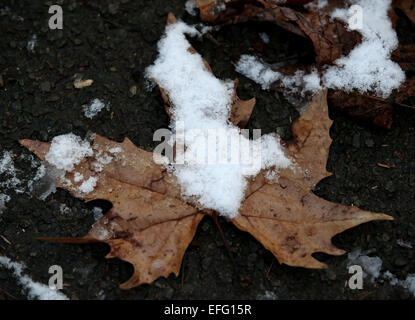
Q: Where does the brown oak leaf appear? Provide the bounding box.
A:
[19,15,392,289]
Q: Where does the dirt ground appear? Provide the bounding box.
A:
[0,0,414,300]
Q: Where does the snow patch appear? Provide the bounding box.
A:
[0,194,10,213]
[0,151,22,192]
[27,34,37,52]
[305,0,328,10]
[0,150,60,209]
[235,54,322,94]
[347,249,382,282]
[45,133,93,172]
[257,290,278,300]
[92,207,104,221]
[383,270,415,297]
[403,275,415,296]
[0,256,69,300]
[83,98,107,119]
[78,176,98,194]
[347,249,415,297]
[73,172,84,183]
[59,203,71,214]
[259,32,270,44]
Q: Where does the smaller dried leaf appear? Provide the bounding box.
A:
[393,0,415,24]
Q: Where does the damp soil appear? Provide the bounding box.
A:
[0,0,414,300]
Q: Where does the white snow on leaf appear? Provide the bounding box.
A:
[146,20,291,218]
[45,133,93,172]
[324,0,405,98]
[107,146,122,154]
[73,172,84,183]
[43,133,119,195]
[78,176,98,194]
[0,256,69,300]
[305,0,328,10]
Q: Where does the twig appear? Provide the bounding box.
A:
[0,235,11,245]
[181,262,185,289]
[0,287,17,300]
[361,94,415,110]
[266,260,274,280]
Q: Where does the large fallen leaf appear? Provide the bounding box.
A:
[20,135,205,289]
[19,14,392,289]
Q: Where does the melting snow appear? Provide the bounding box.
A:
[0,194,10,213]
[348,249,415,297]
[27,34,37,52]
[348,249,383,282]
[0,256,69,300]
[259,32,270,44]
[236,55,322,94]
[78,176,98,194]
[92,207,104,221]
[83,98,107,119]
[45,133,93,172]
[383,270,415,297]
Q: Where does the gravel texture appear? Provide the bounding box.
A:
[0,0,414,300]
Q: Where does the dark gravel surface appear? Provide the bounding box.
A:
[0,0,414,300]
